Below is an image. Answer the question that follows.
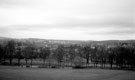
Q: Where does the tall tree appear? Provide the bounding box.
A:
[6,40,15,65]
[81,46,91,67]
[108,47,116,69]
[98,46,107,68]
[91,46,100,68]
[68,45,76,66]
[23,46,31,66]
[15,42,23,65]
[40,47,50,65]
[54,45,65,67]
[0,44,4,63]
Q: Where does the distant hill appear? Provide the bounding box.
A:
[0,36,12,40]
[0,37,135,47]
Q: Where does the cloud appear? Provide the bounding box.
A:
[85,26,135,35]
[0,0,134,40]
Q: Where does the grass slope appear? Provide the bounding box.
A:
[0,66,135,80]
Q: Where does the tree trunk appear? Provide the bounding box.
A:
[25,58,28,65]
[86,58,89,67]
[18,58,20,65]
[9,58,12,65]
[86,58,89,64]
[103,63,106,68]
[93,63,95,68]
[31,58,33,67]
[43,59,45,65]
[110,63,112,69]
[3,56,6,65]
[71,59,73,67]
[96,63,97,68]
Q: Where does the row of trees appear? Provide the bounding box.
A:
[0,40,135,70]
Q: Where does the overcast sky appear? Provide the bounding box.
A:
[0,0,134,40]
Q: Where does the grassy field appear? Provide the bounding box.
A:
[0,66,135,80]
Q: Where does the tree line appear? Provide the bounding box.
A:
[0,40,135,70]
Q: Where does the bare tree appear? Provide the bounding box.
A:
[81,46,91,67]
[15,42,23,65]
[53,45,65,67]
[68,45,76,67]
[40,47,50,65]
[6,40,15,65]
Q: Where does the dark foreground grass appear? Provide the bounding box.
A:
[0,66,135,80]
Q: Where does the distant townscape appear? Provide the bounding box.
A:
[0,37,135,70]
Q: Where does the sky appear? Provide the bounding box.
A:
[0,0,134,40]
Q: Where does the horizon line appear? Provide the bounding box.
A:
[0,36,135,41]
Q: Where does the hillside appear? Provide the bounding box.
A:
[0,37,135,47]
